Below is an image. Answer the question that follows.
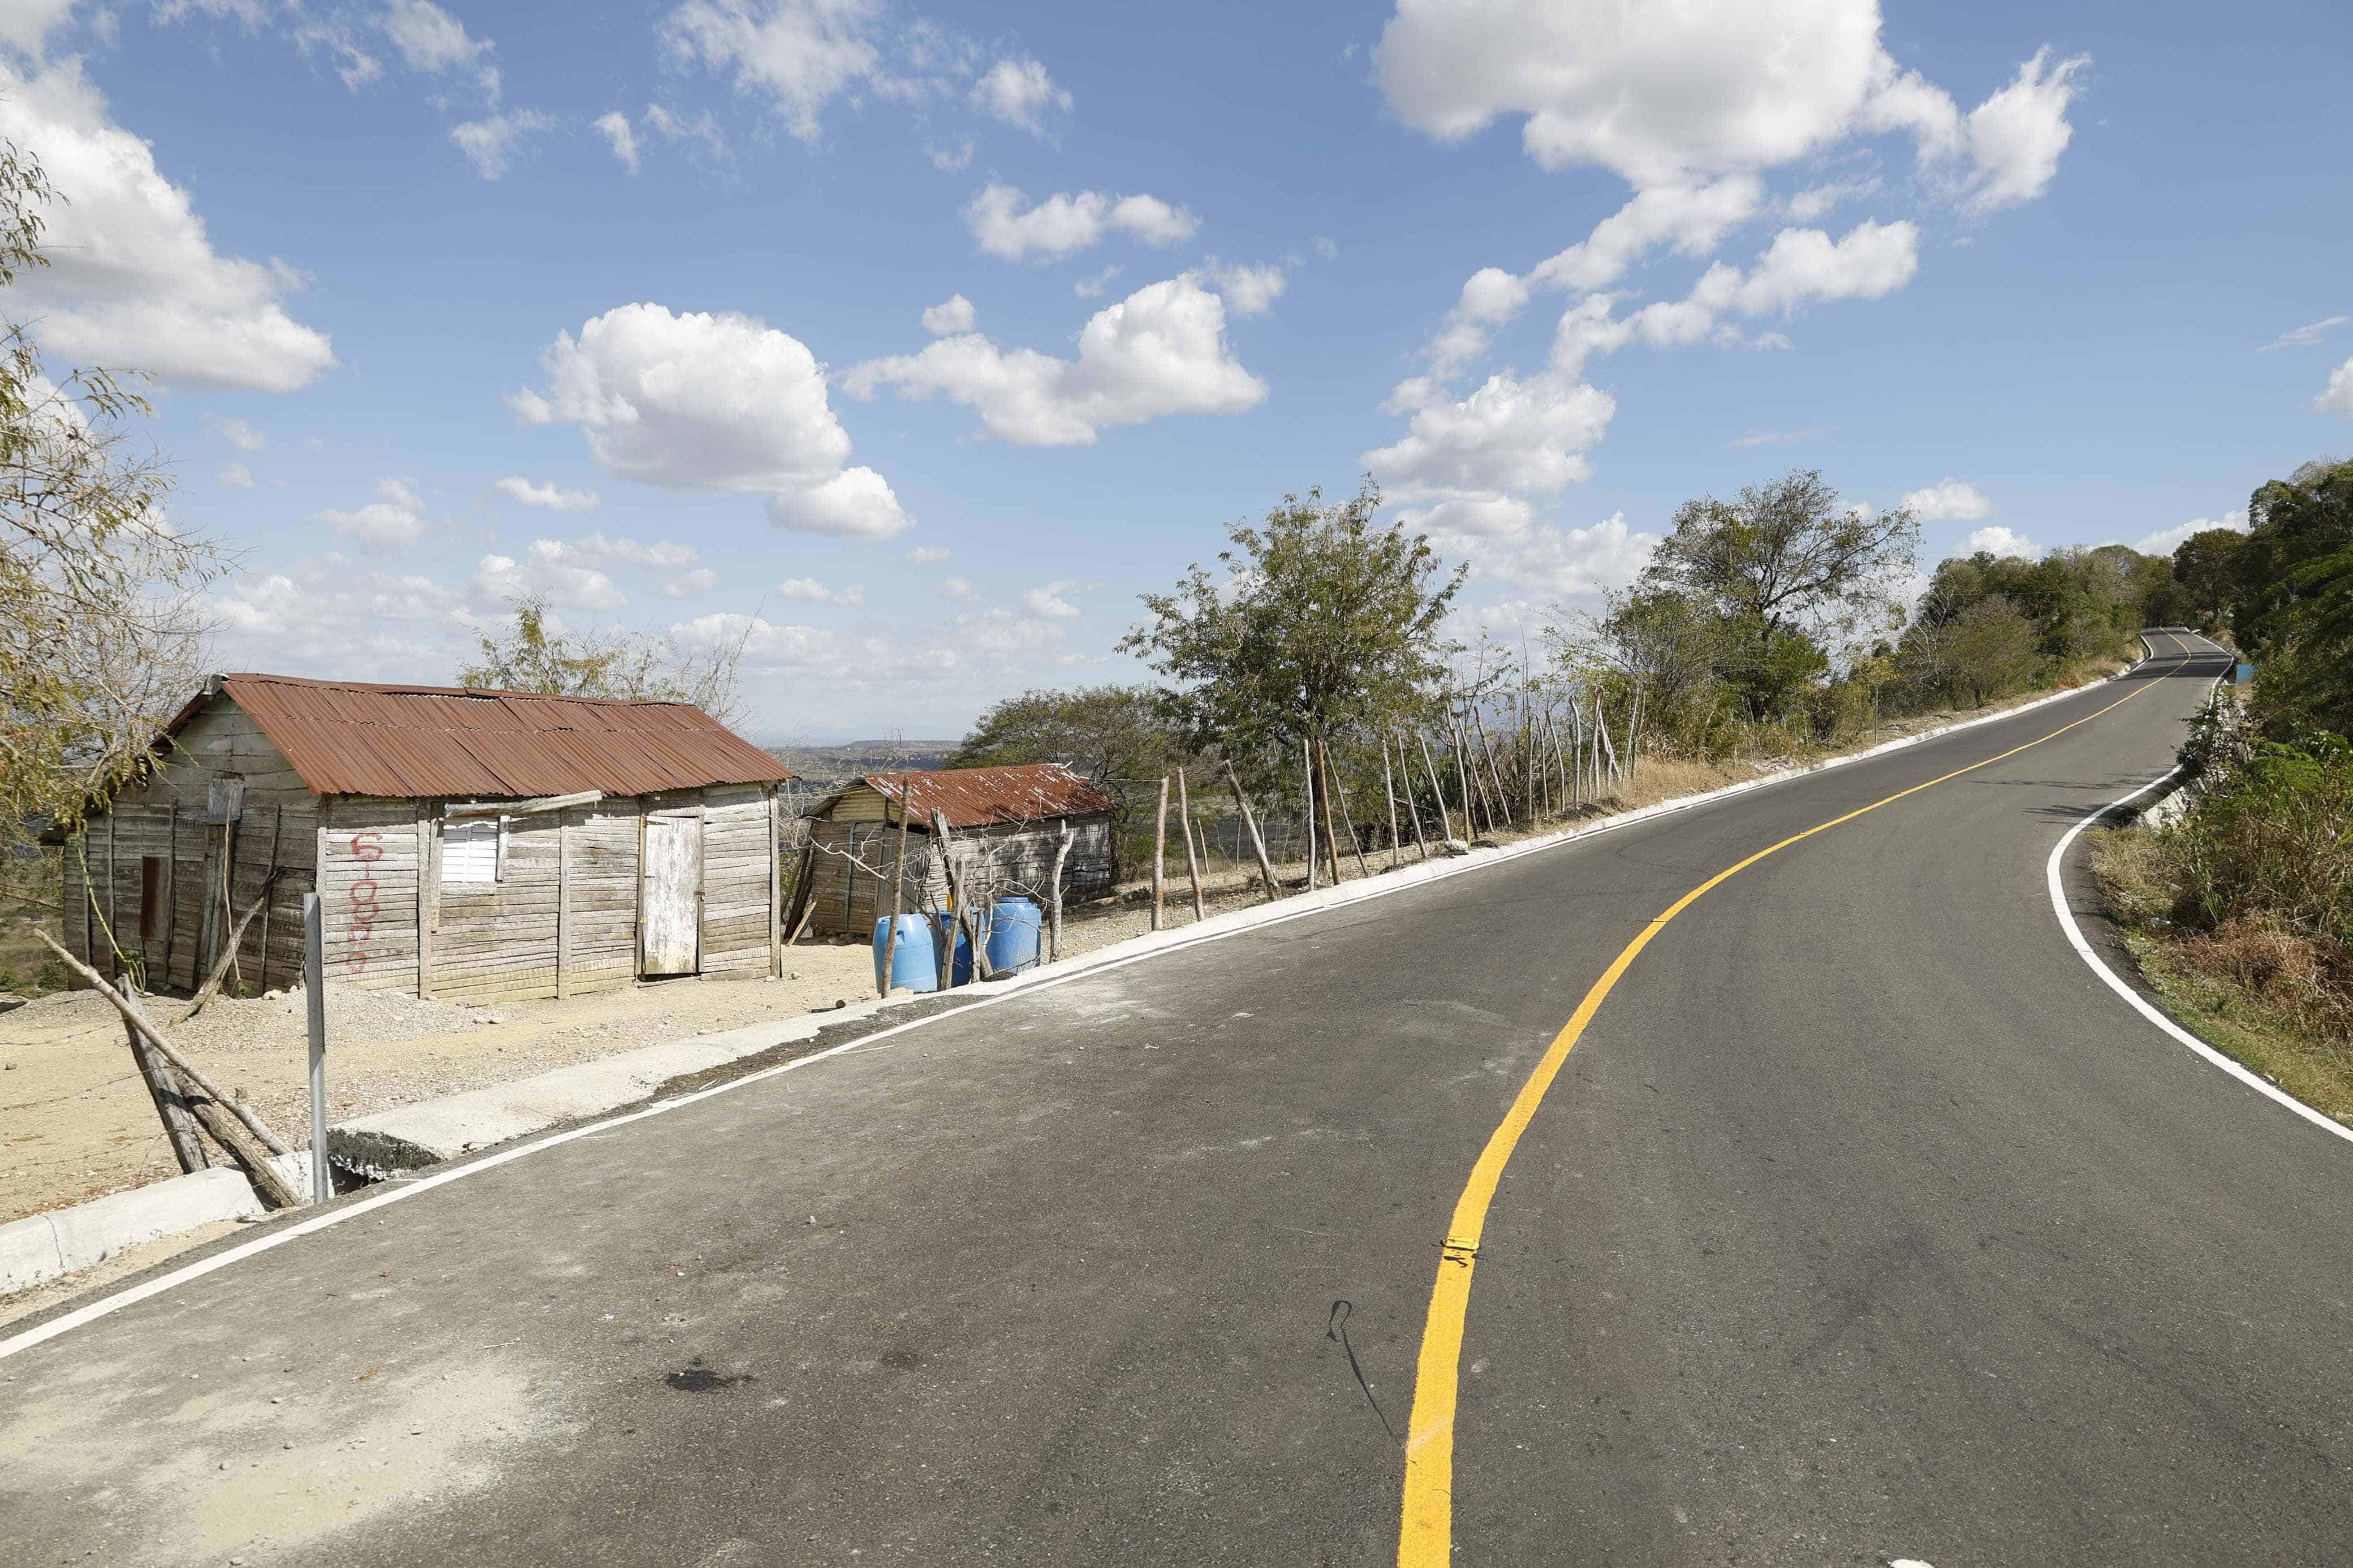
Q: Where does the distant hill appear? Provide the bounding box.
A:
[767,738,959,800]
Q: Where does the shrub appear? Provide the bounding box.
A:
[2166,736,2353,946]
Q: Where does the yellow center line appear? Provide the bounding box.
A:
[1396,647,2197,1566]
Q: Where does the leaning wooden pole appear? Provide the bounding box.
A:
[34,928,292,1157]
[175,885,273,1023]
[120,979,208,1176]
[1416,730,1455,844]
[1471,707,1514,830]
[1322,740,1372,878]
[1175,768,1206,923]
[1223,761,1281,903]
[1395,732,1432,858]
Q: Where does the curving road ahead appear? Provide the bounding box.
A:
[7,633,2349,1567]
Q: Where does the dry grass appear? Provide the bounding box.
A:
[2090,827,2353,1123]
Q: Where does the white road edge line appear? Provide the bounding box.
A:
[0,659,2177,1362]
[2044,634,2352,1150]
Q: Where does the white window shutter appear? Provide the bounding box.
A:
[442,819,498,884]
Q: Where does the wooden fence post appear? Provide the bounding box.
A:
[879,788,912,995]
[1150,776,1170,931]
[1049,820,1073,960]
[1301,738,1318,891]
[1175,768,1206,922]
[1380,737,1403,869]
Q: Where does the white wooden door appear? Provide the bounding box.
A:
[640,813,702,975]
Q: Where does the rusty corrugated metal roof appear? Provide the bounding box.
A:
[182,673,792,800]
[815,762,1117,830]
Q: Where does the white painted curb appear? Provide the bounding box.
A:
[2045,634,2353,1148]
[0,1168,265,1296]
[0,660,2160,1355]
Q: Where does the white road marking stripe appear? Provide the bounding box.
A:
[2044,632,2352,1150]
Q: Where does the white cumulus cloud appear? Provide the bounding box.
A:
[1204,260,1286,318]
[2130,510,2247,556]
[969,55,1070,135]
[1902,478,1992,521]
[317,477,432,558]
[921,293,976,335]
[844,275,1266,446]
[216,417,268,451]
[963,183,1198,262]
[1963,525,2039,559]
[1023,581,1081,619]
[1365,371,1617,507]
[903,545,951,565]
[936,576,975,600]
[660,0,885,142]
[2317,355,2353,417]
[217,462,253,489]
[474,538,628,610]
[0,58,334,392]
[778,576,864,606]
[511,301,911,537]
[494,476,602,512]
[380,0,492,75]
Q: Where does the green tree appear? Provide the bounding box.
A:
[2172,528,2246,629]
[949,685,1190,880]
[1945,595,2041,705]
[458,593,753,727]
[1120,480,1465,776]
[1637,468,1919,719]
[3,139,222,841]
[2233,458,2352,739]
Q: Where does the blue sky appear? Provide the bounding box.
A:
[4,0,2348,742]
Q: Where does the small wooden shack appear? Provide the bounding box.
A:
[794,763,1117,938]
[58,673,795,1003]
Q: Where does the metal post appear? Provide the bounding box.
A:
[303,892,330,1204]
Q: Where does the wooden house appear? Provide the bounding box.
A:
[793,763,1117,939]
[58,673,795,1004]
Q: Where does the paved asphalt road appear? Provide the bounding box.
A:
[8,634,2349,1567]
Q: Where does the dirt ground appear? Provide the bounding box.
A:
[0,951,876,1229]
[0,668,2121,1272]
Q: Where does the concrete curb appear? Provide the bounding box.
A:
[1,1156,319,1300]
[1,1168,265,1295]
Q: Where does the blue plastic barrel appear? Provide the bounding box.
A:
[872,913,938,994]
[985,896,1042,976]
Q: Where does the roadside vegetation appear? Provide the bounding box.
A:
[2091,455,2353,1117]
